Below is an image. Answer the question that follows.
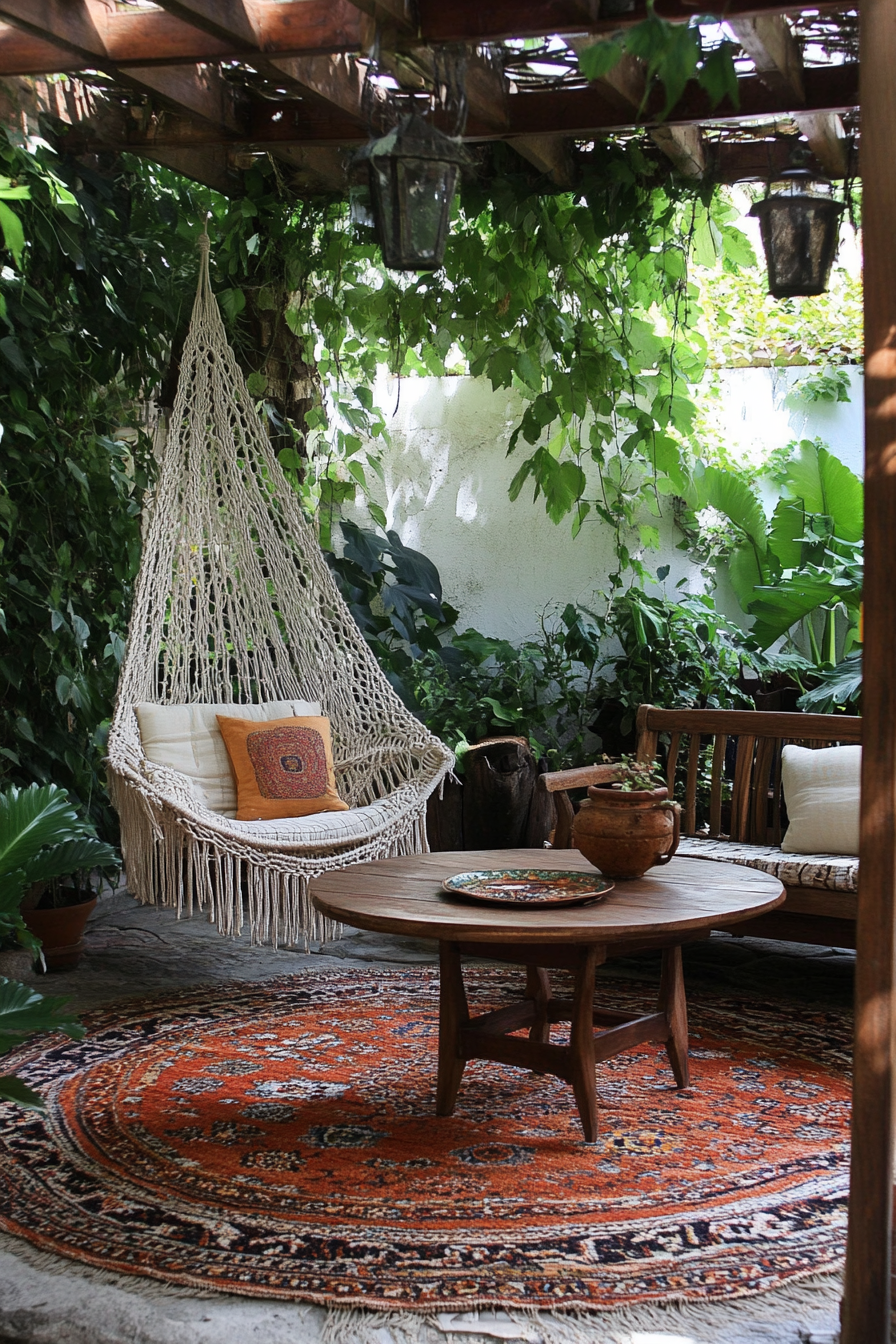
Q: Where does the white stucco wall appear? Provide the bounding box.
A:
[344,366,863,642]
[347,374,701,643]
[708,366,863,477]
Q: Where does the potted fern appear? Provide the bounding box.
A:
[1,783,119,972]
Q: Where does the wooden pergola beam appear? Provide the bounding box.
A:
[571,39,707,178]
[840,0,896,1338]
[0,0,860,73]
[794,110,851,178]
[239,62,858,146]
[0,1,367,72]
[418,0,855,43]
[146,1,261,51]
[729,14,851,177]
[139,143,242,194]
[118,64,246,135]
[511,135,575,186]
[728,14,805,101]
[0,0,106,64]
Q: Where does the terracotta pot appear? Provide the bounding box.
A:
[22,896,96,972]
[572,784,681,880]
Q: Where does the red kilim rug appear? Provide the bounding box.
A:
[0,966,850,1311]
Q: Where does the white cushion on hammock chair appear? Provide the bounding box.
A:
[136,700,319,818]
[225,796,410,846]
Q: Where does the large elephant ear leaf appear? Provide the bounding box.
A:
[768,498,806,572]
[817,447,863,541]
[749,574,840,649]
[784,442,863,541]
[782,440,825,513]
[699,466,769,555]
[18,838,120,887]
[727,543,765,612]
[0,784,84,881]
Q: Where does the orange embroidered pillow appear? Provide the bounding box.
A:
[216,714,349,821]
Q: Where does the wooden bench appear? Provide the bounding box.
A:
[543,704,862,949]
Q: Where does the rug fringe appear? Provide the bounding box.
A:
[0,1230,219,1299]
[323,1271,843,1344]
[0,1230,844,1343]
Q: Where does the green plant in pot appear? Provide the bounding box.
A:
[572,755,681,881]
[1,784,120,972]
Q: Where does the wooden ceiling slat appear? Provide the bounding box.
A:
[121,64,246,134]
[728,15,851,176]
[146,0,260,50]
[0,0,106,63]
[499,61,859,139]
[239,61,859,145]
[0,0,367,71]
[0,23,86,75]
[416,0,856,43]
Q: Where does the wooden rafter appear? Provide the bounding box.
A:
[239,63,859,146]
[570,39,707,178]
[729,13,851,175]
[0,0,860,69]
[417,0,854,43]
[0,1,863,194]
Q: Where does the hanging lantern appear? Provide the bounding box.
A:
[355,114,472,272]
[749,166,845,299]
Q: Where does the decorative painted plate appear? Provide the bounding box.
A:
[441,869,614,908]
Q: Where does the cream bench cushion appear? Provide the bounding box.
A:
[135,700,320,817]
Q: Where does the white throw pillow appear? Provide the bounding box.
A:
[135,700,320,817]
[780,743,861,856]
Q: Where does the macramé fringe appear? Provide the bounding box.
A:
[110,768,432,949]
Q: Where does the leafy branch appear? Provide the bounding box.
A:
[578,8,740,118]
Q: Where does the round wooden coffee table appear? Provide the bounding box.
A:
[311,849,784,1142]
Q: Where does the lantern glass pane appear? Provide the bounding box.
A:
[396,160,457,269]
[753,196,843,299]
[369,160,396,263]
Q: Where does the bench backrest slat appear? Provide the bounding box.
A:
[635,704,862,842]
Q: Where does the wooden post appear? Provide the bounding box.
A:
[841,1,896,1337]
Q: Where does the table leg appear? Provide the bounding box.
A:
[526,965,553,1048]
[658,945,690,1088]
[436,941,470,1116]
[569,946,599,1143]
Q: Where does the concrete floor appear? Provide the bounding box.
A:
[0,887,857,1344]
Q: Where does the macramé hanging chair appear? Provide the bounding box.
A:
[108,234,453,947]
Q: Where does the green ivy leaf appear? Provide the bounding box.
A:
[698,42,740,110]
[578,38,625,82]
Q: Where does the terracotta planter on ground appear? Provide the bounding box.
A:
[572,783,681,880]
[23,895,96,972]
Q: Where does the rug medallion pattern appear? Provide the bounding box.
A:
[0,967,851,1309]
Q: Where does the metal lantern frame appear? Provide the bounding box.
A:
[749,165,845,299]
[354,113,472,272]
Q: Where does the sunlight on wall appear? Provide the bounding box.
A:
[345,365,860,642]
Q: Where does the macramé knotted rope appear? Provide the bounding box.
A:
[107,233,452,947]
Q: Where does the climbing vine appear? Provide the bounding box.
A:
[0,118,861,831]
